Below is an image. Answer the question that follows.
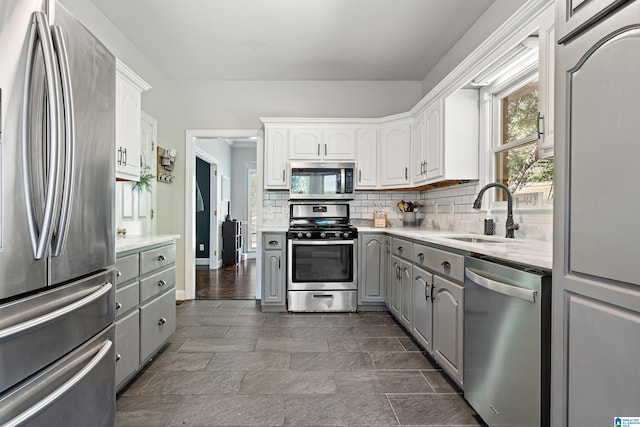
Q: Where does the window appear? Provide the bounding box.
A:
[485,54,553,205]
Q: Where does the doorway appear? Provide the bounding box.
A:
[184,130,262,301]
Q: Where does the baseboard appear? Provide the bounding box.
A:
[243,252,257,260]
[195,258,210,266]
[175,289,186,301]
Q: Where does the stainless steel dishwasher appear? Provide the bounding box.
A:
[463,256,551,427]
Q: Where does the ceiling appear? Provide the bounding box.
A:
[89,0,496,81]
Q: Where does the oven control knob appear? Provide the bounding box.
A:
[305,232,312,239]
[320,232,326,238]
[343,231,350,238]
[297,232,303,239]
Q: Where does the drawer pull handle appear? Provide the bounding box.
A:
[116,269,121,277]
[115,353,121,362]
[269,240,278,245]
[313,294,334,298]
[417,253,424,261]
[397,246,403,252]
[115,302,122,310]
[157,255,166,261]
[158,280,167,287]
[441,261,451,269]
[158,317,167,325]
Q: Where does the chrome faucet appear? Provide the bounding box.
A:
[473,183,520,238]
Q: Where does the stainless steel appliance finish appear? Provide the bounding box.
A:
[463,256,551,427]
[290,161,355,200]
[0,2,116,425]
[287,202,358,312]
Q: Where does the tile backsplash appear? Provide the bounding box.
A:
[263,182,553,241]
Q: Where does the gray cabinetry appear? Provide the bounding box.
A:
[390,256,402,318]
[554,2,640,424]
[432,275,464,385]
[358,233,387,305]
[115,240,176,392]
[384,236,392,307]
[412,266,433,352]
[261,233,286,311]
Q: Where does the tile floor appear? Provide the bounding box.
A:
[116,299,486,427]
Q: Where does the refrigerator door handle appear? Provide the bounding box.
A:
[21,11,62,260]
[1,339,112,427]
[0,283,112,341]
[50,25,75,257]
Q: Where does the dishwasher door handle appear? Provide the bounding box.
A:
[465,267,537,303]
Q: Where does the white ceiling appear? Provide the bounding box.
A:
[89,0,496,81]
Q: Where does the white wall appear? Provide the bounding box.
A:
[230,147,257,222]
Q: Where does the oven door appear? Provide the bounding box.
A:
[287,239,357,290]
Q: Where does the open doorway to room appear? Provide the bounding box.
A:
[185,130,262,301]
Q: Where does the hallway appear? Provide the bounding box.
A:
[115,300,485,426]
[196,259,257,300]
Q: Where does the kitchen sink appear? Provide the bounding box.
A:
[443,236,519,244]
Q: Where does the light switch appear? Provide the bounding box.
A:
[199,243,204,251]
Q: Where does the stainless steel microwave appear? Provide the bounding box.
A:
[289,162,355,200]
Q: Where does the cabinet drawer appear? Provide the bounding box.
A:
[414,243,464,283]
[116,253,139,284]
[115,310,140,389]
[115,281,139,318]
[140,289,176,362]
[263,234,284,250]
[140,244,176,275]
[392,237,413,260]
[140,267,175,303]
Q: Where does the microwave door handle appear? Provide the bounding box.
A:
[22,11,62,260]
[51,25,75,257]
[340,168,345,194]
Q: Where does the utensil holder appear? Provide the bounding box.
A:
[402,212,416,227]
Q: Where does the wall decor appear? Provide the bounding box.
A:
[157,146,176,183]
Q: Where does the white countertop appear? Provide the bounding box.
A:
[357,227,552,271]
[115,234,181,254]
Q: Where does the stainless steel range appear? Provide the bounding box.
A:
[287,203,357,312]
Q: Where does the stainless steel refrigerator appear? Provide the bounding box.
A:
[0,1,116,425]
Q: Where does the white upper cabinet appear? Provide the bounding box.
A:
[264,127,289,189]
[380,120,411,187]
[557,0,627,42]
[355,128,378,188]
[115,60,150,181]
[289,128,355,160]
[412,99,444,185]
[411,111,428,185]
[537,8,555,159]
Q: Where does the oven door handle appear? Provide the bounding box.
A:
[289,240,355,246]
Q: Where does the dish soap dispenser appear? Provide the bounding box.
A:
[484,214,495,236]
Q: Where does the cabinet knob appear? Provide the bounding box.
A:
[417,253,424,262]
[115,302,122,310]
[116,269,121,277]
[158,317,167,325]
[115,353,121,362]
[397,246,403,252]
[269,240,278,246]
[157,255,166,261]
[157,280,167,287]
[441,261,451,269]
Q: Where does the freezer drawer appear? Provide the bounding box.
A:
[116,309,140,389]
[0,325,115,427]
[288,290,357,312]
[140,244,176,275]
[0,271,114,394]
[139,267,175,303]
[140,288,176,362]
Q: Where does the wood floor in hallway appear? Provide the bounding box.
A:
[196,259,257,300]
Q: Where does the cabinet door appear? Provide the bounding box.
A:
[412,267,433,352]
[432,275,463,385]
[263,250,284,305]
[553,6,640,425]
[264,127,289,189]
[289,129,322,159]
[399,259,412,329]
[557,0,630,42]
[390,256,401,318]
[411,111,428,185]
[358,234,385,304]
[115,75,142,180]
[324,129,356,160]
[425,99,443,180]
[355,128,378,188]
[538,9,555,159]
[139,288,176,363]
[380,122,411,187]
[115,309,139,389]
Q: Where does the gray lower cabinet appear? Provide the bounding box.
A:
[384,236,392,307]
[412,266,433,352]
[432,275,464,385]
[389,256,402,319]
[261,233,286,312]
[358,233,387,304]
[115,241,177,392]
[389,252,412,330]
[554,2,640,424]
